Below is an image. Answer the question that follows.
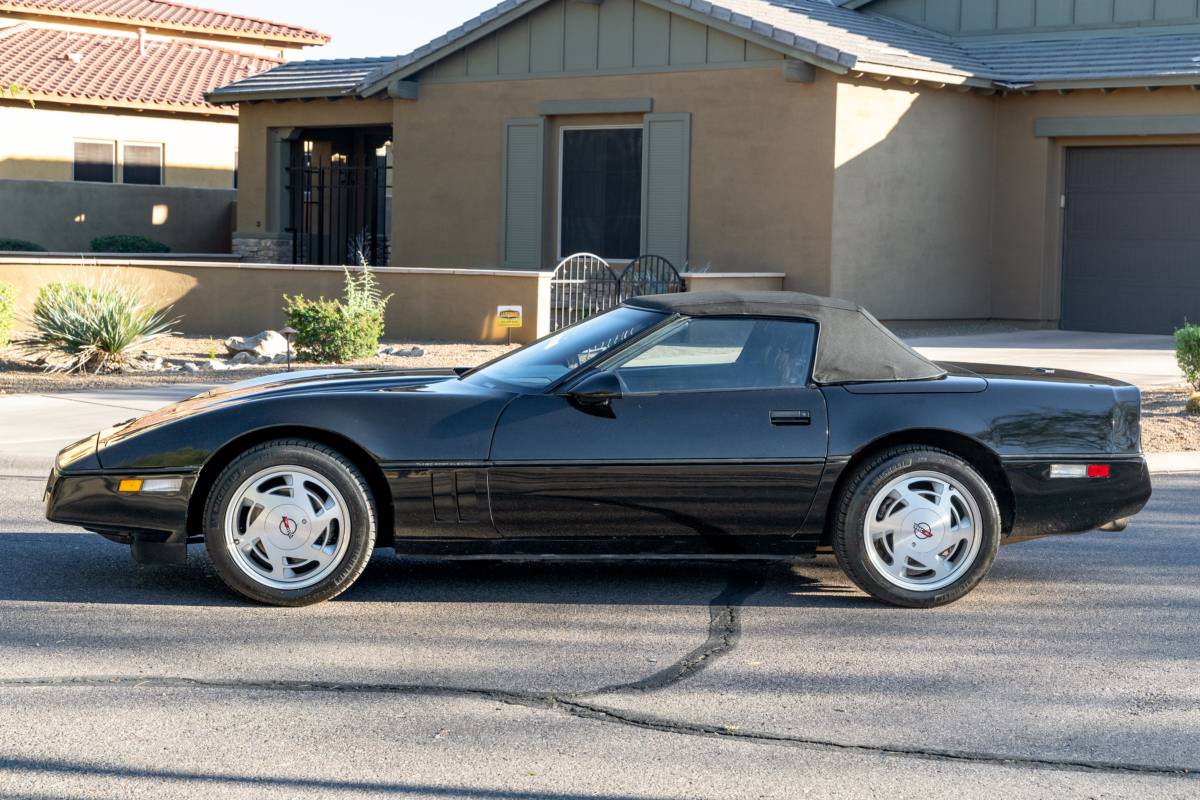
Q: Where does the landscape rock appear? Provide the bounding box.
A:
[225,330,291,358]
[383,346,425,358]
[227,352,257,366]
[182,363,200,373]
[200,359,229,372]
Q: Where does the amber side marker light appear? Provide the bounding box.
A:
[117,477,183,493]
[1049,464,1111,479]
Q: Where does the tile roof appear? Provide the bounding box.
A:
[210,0,1200,100]
[208,56,396,102]
[0,0,328,43]
[960,32,1200,85]
[0,23,281,112]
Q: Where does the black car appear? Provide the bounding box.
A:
[45,291,1152,608]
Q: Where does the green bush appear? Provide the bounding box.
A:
[1177,323,1200,391]
[283,264,392,363]
[15,279,178,373]
[0,238,46,252]
[0,282,14,347]
[89,234,170,254]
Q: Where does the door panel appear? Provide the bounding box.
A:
[488,387,828,546]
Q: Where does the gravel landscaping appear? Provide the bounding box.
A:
[1141,385,1200,453]
[0,335,517,393]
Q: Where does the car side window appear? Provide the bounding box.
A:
[608,318,817,394]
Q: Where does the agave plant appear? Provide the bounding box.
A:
[17,279,179,373]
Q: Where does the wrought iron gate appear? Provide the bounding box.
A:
[549,253,620,331]
[287,161,390,266]
[618,255,684,300]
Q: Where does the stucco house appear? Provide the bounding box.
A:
[213,0,1200,334]
[0,0,327,251]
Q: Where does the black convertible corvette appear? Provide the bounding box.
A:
[45,291,1151,608]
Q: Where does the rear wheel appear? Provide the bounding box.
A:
[833,447,1000,608]
[202,439,376,606]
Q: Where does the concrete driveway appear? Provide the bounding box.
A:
[908,329,1182,387]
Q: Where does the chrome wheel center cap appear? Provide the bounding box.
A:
[901,510,945,554]
[263,504,310,551]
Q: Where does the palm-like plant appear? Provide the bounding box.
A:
[17,280,178,373]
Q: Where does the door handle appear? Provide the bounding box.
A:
[770,410,812,426]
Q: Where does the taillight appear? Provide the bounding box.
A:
[1049,464,1111,479]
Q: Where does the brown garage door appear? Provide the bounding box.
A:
[1062,146,1200,334]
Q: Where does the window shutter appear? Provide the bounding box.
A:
[640,113,691,268]
[501,117,546,268]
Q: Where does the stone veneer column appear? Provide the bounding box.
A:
[233,234,293,264]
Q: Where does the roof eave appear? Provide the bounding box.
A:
[6,91,238,116]
[1006,74,1200,91]
[206,88,375,104]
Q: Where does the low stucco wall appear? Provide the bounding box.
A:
[0,260,551,344]
[0,180,235,253]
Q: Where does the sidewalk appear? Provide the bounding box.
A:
[909,329,1181,387]
[0,386,210,475]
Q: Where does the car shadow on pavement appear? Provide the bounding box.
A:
[0,531,870,608]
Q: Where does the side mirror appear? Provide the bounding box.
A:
[565,370,622,406]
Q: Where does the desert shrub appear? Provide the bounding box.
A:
[1176,323,1200,392]
[89,234,170,254]
[16,279,178,372]
[0,238,46,252]
[0,282,14,346]
[283,264,392,363]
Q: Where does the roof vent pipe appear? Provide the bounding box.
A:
[137,27,146,56]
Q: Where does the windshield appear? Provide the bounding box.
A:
[463,306,666,392]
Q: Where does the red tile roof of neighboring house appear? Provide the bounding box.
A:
[0,0,328,44]
[0,23,281,113]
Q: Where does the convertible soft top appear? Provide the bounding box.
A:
[623,291,946,384]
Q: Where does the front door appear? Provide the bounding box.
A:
[488,316,829,553]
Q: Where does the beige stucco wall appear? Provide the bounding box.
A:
[0,179,233,252]
[234,99,394,236]
[991,87,1200,321]
[831,79,996,320]
[0,102,238,189]
[0,260,550,343]
[391,65,837,290]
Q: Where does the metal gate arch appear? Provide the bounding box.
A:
[618,255,684,301]
[549,253,620,331]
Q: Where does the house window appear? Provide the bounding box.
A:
[122,142,163,185]
[73,140,115,183]
[559,127,642,260]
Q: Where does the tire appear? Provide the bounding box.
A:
[202,439,376,606]
[832,446,1000,608]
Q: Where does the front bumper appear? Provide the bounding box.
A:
[1002,455,1152,541]
[44,466,196,564]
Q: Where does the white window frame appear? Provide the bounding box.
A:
[121,141,164,186]
[72,138,116,183]
[556,124,643,263]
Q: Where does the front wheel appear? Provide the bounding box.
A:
[202,439,377,606]
[832,447,1001,608]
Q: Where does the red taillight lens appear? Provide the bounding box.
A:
[1087,464,1111,479]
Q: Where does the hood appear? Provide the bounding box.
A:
[99,367,462,448]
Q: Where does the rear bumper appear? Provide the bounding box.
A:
[44,467,195,564]
[1002,455,1152,542]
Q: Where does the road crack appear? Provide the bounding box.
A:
[1,575,1195,780]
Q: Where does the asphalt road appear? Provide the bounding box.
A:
[0,468,1197,799]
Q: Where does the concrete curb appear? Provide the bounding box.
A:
[1145,452,1200,475]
